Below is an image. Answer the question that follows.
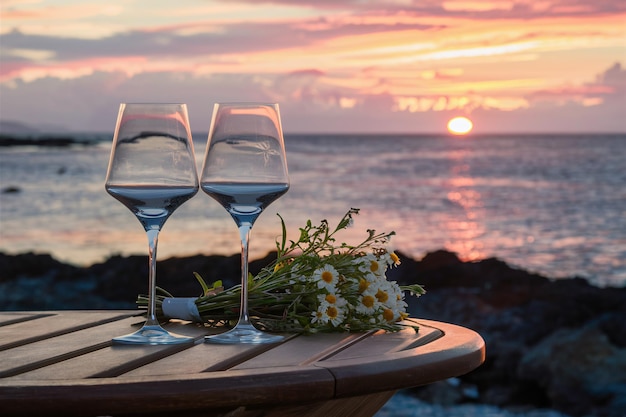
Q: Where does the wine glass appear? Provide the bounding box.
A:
[201,103,289,344]
[105,103,199,345]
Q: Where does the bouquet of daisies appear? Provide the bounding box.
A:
[140,208,425,333]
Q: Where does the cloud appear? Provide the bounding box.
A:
[595,62,626,94]
[1,61,623,134]
[528,62,626,104]
[1,0,624,133]
[220,0,626,18]
[0,16,440,63]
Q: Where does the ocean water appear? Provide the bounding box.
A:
[1,133,625,287]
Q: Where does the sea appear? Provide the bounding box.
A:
[1,133,625,288]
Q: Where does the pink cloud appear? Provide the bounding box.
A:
[1,1,624,134]
[286,69,326,77]
[529,62,626,103]
[529,85,614,100]
[218,0,626,18]
[595,62,626,91]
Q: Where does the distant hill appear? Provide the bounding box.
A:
[0,120,73,135]
[0,120,40,134]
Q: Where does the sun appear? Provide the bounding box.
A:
[447,116,474,135]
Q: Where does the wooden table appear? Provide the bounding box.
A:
[0,311,485,417]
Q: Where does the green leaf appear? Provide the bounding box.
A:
[155,286,174,298]
[193,272,211,296]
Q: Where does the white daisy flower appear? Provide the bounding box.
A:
[313,265,339,291]
[311,300,346,327]
[356,289,381,315]
[358,253,386,277]
[380,250,401,267]
[374,283,392,304]
[325,305,346,327]
[311,308,327,325]
[355,271,378,294]
[380,307,399,322]
[317,292,348,308]
[387,290,408,320]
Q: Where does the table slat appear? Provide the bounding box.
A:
[231,332,371,370]
[0,312,54,327]
[0,311,137,351]
[0,316,145,376]
[320,321,443,361]
[122,340,276,377]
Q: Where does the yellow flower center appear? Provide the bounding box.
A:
[375,288,389,303]
[362,295,375,308]
[325,294,337,304]
[321,271,334,283]
[383,308,395,322]
[369,260,379,272]
[327,306,338,319]
[358,278,369,293]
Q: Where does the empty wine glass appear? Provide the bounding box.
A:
[105,103,199,344]
[201,103,289,344]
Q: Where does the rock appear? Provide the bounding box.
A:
[598,314,626,348]
[0,252,123,310]
[1,186,21,194]
[0,134,98,147]
[413,377,480,406]
[518,316,626,417]
[399,250,626,417]
[0,252,77,283]
[417,249,463,271]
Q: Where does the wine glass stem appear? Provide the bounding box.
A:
[146,228,160,326]
[238,223,253,326]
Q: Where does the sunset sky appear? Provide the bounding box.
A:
[1,0,625,134]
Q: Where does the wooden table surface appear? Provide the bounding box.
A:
[0,311,485,417]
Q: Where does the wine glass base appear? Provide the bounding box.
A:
[205,323,284,344]
[112,324,194,345]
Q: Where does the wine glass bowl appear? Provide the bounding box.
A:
[201,103,289,344]
[105,103,199,345]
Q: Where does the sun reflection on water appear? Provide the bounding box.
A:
[441,149,487,262]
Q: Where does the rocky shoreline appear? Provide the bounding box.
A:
[1,250,625,417]
[0,133,101,147]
